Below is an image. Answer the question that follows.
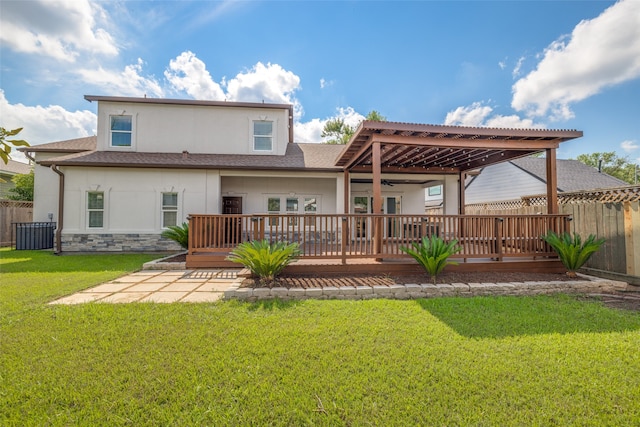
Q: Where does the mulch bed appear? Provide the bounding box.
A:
[159,253,640,311]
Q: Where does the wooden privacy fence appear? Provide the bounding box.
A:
[189,213,569,263]
[462,185,640,280]
[0,200,33,246]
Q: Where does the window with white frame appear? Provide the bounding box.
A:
[162,192,178,228]
[87,192,104,228]
[428,185,442,196]
[253,121,273,151]
[110,115,132,147]
[304,197,317,213]
[266,195,320,220]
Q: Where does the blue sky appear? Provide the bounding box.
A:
[1,0,639,164]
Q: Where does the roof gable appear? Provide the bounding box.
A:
[510,157,627,191]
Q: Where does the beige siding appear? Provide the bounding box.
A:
[96,101,290,156]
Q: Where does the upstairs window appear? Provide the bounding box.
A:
[253,121,273,151]
[87,192,104,228]
[110,115,132,147]
[162,192,178,228]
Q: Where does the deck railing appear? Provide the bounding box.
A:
[188,213,571,262]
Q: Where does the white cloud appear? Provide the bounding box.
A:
[0,0,118,62]
[77,58,164,98]
[512,0,640,120]
[621,140,639,152]
[444,102,493,127]
[0,90,96,161]
[445,102,544,129]
[320,78,334,89]
[164,53,304,118]
[294,107,366,143]
[164,51,225,100]
[294,118,326,143]
[224,62,302,116]
[512,56,525,79]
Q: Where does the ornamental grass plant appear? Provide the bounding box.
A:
[401,235,461,284]
[160,222,189,249]
[226,239,301,286]
[541,231,605,277]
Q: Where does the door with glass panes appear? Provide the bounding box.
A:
[352,195,401,238]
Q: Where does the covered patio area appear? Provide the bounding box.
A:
[187,122,582,273]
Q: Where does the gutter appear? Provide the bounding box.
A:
[50,164,64,254]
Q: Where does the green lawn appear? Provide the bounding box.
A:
[1,248,640,426]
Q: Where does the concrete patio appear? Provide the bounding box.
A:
[50,269,243,305]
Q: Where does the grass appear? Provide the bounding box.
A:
[1,248,640,425]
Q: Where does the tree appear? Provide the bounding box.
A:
[7,169,34,201]
[0,127,30,164]
[321,110,387,145]
[321,118,354,145]
[574,152,637,184]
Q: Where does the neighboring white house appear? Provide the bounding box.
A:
[425,158,627,210]
[0,159,31,199]
[464,157,628,204]
[23,95,583,252]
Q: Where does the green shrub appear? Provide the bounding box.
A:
[401,235,461,284]
[541,231,605,277]
[161,222,189,249]
[226,240,301,286]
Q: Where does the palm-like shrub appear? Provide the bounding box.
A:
[541,231,605,278]
[226,240,301,286]
[161,222,189,249]
[401,236,461,284]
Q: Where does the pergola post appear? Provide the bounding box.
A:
[372,142,383,257]
[459,171,466,215]
[343,169,350,214]
[546,148,558,214]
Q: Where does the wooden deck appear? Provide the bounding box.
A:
[187,213,570,273]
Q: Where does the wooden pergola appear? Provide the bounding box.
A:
[335,121,583,216]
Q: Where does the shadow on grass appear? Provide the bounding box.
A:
[417,294,640,339]
[0,249,161,273]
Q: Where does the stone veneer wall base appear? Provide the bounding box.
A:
[223,274,629,302]
[61,234,182,252]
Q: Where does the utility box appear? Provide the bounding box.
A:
[14,222,56,250]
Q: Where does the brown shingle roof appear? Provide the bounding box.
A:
[20,136,97,153]
[0,159,32,175]
[510,157,628,191]
[39,143,344,172]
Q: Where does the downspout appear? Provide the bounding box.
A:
[23,151,36,164]
[50,164,64,254]
[288,105,294,143]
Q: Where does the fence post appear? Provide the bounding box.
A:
[495,217,503,261]
[624,201,640,277]
[341,216,348,265]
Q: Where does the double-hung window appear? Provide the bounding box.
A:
[162,192,178,228]
[110,115,132,147]
[87,192,104,228]
[253,121,273,151]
